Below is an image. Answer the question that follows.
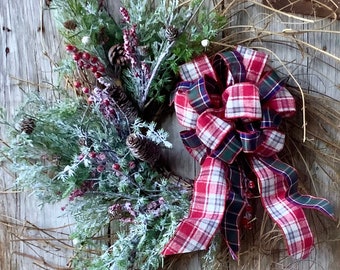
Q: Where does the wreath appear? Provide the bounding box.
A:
[0,0,337,269]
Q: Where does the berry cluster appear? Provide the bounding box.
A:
[108,196,166,223]
[119,7,130,23]
[87,87,117,120]
[65,44,106,79]
[241,179,258,230]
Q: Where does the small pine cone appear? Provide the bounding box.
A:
[20,118,36,134]
[107,85,138,123]
[63,20,77,30]
[126,133,161,166]
[108,44,127,66]
[165,25,178,42]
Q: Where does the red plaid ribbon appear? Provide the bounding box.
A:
[162,46,335,260]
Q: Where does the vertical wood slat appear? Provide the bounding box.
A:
[0,1,73,269]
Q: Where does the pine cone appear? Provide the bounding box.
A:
[165,26,178,42]
[108,44,126,66]
[63,20,77,30]
[107,85,138,123]
[126,133,161,166]
[20,117,36,134]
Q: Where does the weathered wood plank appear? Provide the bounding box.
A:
[1,0,73,269]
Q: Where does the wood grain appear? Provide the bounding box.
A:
[0,0,339,269]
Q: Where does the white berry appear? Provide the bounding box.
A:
[201,39,210,48]
[81,36,91,45]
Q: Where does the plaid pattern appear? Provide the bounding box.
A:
[213,50,246,87]
[161,157,227,255]
[264,87,296,117]
[239,130,262,153]
[179,54,217,82]
[180,130,207,164]
[222,83,262,120]
[260,108,282,129]
[221,162,247,260]
[260,157,335,218]
[163,46,334,260]
[210,131,243,164]
[250,157,314,259]
[196,110,233,150]
[174,89,199,129]
[258,70,285,103]
[236,45,268,83]
[187,76,214,114]
[255,130,285,157]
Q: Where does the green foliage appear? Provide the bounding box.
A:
[88,179,190,270]
[52,0,123,65]
[132,118,172,148]
[0,1,228,269]
[121,0,227,110]
[0,89,189,269]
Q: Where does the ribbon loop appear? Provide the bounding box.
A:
[210,131,243,164]
[174,89,199,129]
[196,110,233,150]
[213,50,246,87]
[222,82,262,120]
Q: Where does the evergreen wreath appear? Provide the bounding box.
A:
[0,0,336,270]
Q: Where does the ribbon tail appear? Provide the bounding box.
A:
[221,162,246,260]
[260,157,335,219]
[251,157,314,259]
[162,157,227,255]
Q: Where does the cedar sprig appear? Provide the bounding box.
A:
[120,0,227,110]
[132,118,172,148]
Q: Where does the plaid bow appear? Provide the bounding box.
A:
[162,46,335,260]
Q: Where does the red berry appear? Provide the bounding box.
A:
[97,65,105,73]
[248,180,256,189]
[245,204,253,212]
[84,63,91,69]
[73,53,81,61]
[82,52,91,60]
[89,151,97,158]
[66,44,75,52]
[112,163,120,171]
[129,161,136,169]
[78,153,85,160]
[97,164,106,173]
[241,218,249,226]
[245,191,254,198]
[87,96,94,105]
[82,87,90,94]
[102,98,110,106]
[77,60,85,68]
[91,66,98,73]
[94,72,102,78]
[108,107,116,115]
[245,223,253,230]
[91,57,98,64]
[74,81,82,88]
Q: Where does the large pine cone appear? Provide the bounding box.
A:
[107,85,138,124]
[126,133,161,166]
